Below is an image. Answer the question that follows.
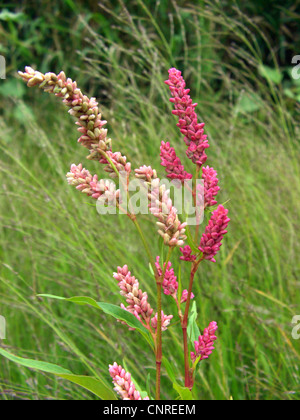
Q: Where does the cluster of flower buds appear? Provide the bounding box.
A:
[66,163,119,205]
[109,363,149,400]
[198,205,230,263]
[180,245,197,262]
[150,311,173,332]
[165,68,209,167]
[155,256,178,297]
[191,321,218,363]
[155,256,193,304]
[160,141,192,182]
[99,151,131,178]
[134,166,187,247]
[180,289,194,304]
[18,67,112,158]
[113,265,153,328]
[201,166,220,208]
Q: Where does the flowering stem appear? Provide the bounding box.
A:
[155,247,173,400]
[193,165,201,243]
[181,258,203,388]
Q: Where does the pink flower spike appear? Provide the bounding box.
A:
[202,166,220,208]
[155,256,178,297]
[151,311,173,332]
[165,68,209,167]
[198,205,230,262]
[113,265,153,328]
[190,321,218,363]
[160,141,192,182]
[109,363,149,400]
[180,245,196,262]
[66,163,119,204]
[181,289,195,304]
[134,165,157,182]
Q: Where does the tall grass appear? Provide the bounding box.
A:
[0,0,299,400]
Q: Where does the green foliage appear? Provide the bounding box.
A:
[0,348,117,400]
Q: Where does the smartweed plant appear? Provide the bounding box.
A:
[8,66,230,400]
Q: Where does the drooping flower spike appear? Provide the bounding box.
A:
[109,363,149,400]
[18,67,130,178]
[18,67,111,155]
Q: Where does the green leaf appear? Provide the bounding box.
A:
[0,348,116,400]
[173,383,194,400]
[187,301,200,344]
[0,80,26,98]
[38,294,153,346]
[0,347,71,374]
[97,302,150,337]
[162,356,177,383]
[185,224,199,254]
[0,9,26,22]
[258,64,283,84]
[236,92,262,113]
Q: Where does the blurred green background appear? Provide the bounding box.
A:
[0,0,299,400]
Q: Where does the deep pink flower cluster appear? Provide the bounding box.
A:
[160,141,192,181]
[180,245,196,262]
[202,166,220,208]
[180,289,194,303]
[155,256,193,303]
[190,321,218,363]
[155,256,178,297]
[113,265,153,327]
[165,68,209,167]
[198,205,230,263]
[109,363,149,400]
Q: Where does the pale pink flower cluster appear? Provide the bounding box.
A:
[165,68,209,167]
[134,166,187,247]
[99,150,131,178]
[18,67,130,186]
[134,165,157,182]
[66,163,119,204]
[150,311,173,332]
[109,363,149,400]
[149,178,187,247]
[114,265,173,332]
[160,141,192,181]
[113,265,153,327]
[18,67,111,154]
[191,321,218,363]
[198,205,230,262]
[202,166,220,208]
